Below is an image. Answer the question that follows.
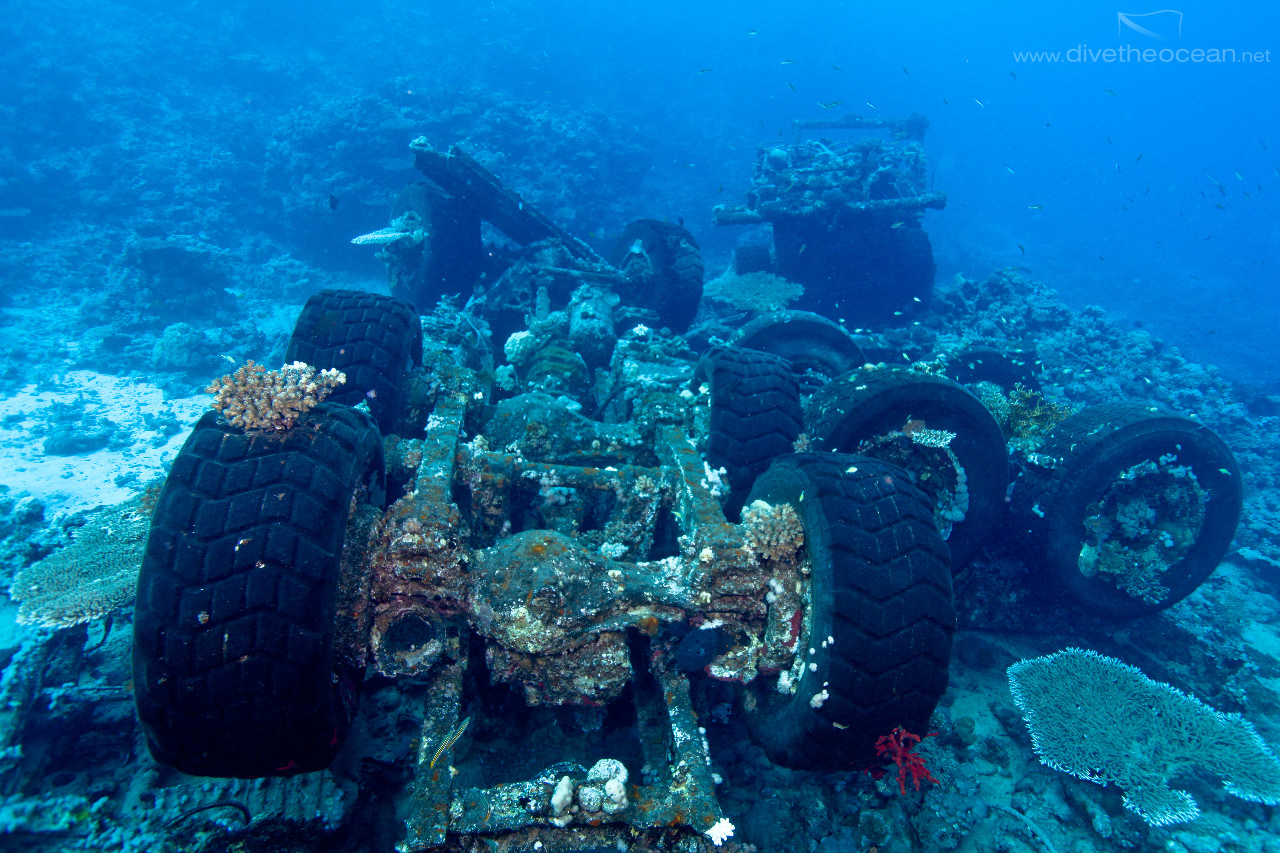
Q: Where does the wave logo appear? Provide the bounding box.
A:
[1117,10,1184,40]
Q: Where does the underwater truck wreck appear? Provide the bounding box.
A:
[131,121,1243,850]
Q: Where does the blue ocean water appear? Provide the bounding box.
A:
[2,1,1279,851]
[7,1,1274,375]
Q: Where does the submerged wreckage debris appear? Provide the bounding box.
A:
[714,114,945,324]
[115,118,1249,851]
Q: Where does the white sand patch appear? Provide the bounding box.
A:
[0,371,208,516]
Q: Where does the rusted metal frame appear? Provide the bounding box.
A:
[398,663,466,852]
[456,447,665,559]
[712,192,948,226]
[792,112,930,139]
[657,426,742,563]
[425,674,723,838]
[523,263,623,284]
[409,138,603,264]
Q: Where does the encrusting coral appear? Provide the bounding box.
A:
[206,360,345,432]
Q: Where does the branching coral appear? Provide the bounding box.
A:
[206,360,345,432]
[741,500,804,562]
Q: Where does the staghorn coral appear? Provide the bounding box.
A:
[11,496,151,627]
[206,360,345,432]
[741,499,804,563]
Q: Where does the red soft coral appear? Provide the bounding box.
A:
[875,726,939,795]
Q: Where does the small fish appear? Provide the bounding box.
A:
[832,64,843,71]
[1005,165,1015,175]
[717,186,723,194]
[787,82,795,90]
[1103,88,1116,96]
[798,243,806,254]
[1135,154,1143,161]
[890,221,904,228]
[1261,138,1269,151]
[1018,244,1026,255]
[698,68,713,74]
[902,66,910,75]
[1235,170,1244,181]
[1244,191,1252,201]
[328,194,340,211]
[746,29,759,36]
[1028,204,1043,210]
[1009,70,1017,80]
[973,98,985,108]
[893,311,903,316]
[942,97,949,104]
[780,59,796,65]
[430,716,472,769]
[865,101,878,110]
[818,100,842,109]
[1216,203,1227,209]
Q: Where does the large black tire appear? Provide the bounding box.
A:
[609,219,703,332]
[133,403,385,777]
[731,310,866,396]
[773,223,935,324]
[1010,403,1242,617]
[806,366,1009,569]
[741,453,954,770]
[695,346,803,520]
[285,289,423,434]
